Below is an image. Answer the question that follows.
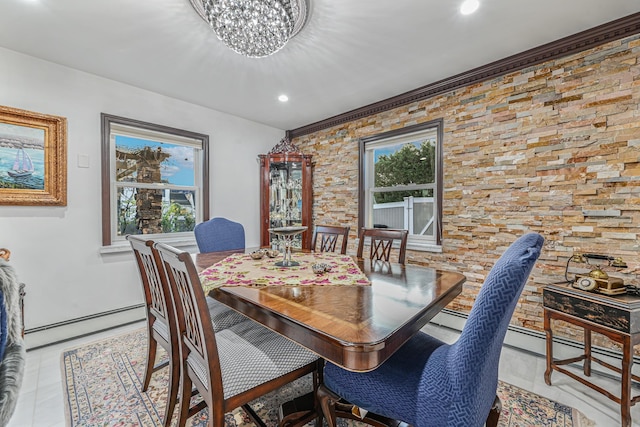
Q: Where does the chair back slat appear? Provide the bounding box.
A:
[155,243,224,392]
[371,238,393,261]
[143,252,168,318]
[128,235,183,426]
[320,234,338,252]
[311,225,350,255]
[172,265,205,357]
[357,228,408,264]
[129,236,173,327]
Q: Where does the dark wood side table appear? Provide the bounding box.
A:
[543,284,640,427]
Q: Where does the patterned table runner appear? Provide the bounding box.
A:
[199,252,370,293]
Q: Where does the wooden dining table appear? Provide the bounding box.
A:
[195,250,466,373]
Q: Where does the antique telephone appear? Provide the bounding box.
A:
[566,253,628,295]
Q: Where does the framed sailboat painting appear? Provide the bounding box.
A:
[0,105,67,205]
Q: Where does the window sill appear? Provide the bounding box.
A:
[407,241,442,253]
[99,237,198,254]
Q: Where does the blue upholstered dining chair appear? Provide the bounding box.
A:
[318,232,544,427]
[194,217,245,253]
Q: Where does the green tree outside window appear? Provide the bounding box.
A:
[374,141,435,204]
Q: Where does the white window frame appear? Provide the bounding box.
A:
[101,114,209,248]
[359,119,443,252]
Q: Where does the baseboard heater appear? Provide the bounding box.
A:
[24,304,146,350]
[24,304,640,381]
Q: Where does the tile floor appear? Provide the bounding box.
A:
[7,321,640,427]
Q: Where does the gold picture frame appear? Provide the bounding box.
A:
[0,105,67,206]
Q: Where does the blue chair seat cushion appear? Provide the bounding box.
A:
[325,332,447,425]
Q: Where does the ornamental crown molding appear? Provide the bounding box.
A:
[269,136,302,154]
[289,12,640,139]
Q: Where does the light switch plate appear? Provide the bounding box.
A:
[78,154,90,168]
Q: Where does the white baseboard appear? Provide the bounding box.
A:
[430,309,640,379]
[24,305,145,349]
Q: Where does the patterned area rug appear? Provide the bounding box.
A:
[61,328,595,427]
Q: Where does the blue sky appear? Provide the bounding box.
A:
[374,141,421,162]
[115,135,194,186]
[374,145,403,162]
[374,139,435,162]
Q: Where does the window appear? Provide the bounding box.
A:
[101,114,209,246]
[359,119,443,249]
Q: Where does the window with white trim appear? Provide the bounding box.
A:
[101,114,209,246]
[359,120,442,249]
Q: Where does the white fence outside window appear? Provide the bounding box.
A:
[372,196,434,238]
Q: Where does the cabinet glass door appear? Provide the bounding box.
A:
[269,160,303,249]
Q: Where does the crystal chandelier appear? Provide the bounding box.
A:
[190,0,309,58]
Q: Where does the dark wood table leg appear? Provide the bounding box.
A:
[279,360,323,427]
[584,326,591,377]
[621,335,632,427]
[279,392,318,427]
[544,309,553,385]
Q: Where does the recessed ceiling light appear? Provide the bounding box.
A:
[460,0,479,15]
[278,95,289,102]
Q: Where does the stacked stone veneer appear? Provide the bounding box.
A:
[134,147,169,234]
[294,34,640,349]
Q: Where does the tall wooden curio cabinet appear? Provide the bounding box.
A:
[259,137,312,250]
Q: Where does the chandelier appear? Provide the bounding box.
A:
[190,0,309,58]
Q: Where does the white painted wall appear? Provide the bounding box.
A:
[0,47,282,345]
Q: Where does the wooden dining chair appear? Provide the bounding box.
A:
[356,227,408,264]
[155,242,322,427]
[129,236,248,426]
[318,233,544,427]
[311,225,350,255]
[128,235,181,427]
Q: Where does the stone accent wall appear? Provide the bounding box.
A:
[294,34,640,347]
[135,147,169,234]
[136,189,164,234]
